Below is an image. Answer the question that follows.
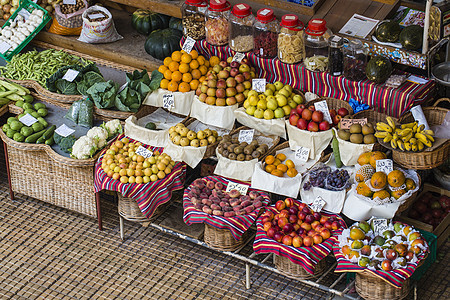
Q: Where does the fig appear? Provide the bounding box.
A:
[224,211,236,217]
[244,205,255,214]
[211,204,221,210]
[241,200,251,207]
[229,189,241,198]
[193,179,205,189]
[190,197,201,204]
[202,199,212,206]
[240,195,251,202]
[249,191,259,199]
[213,210,224,216]
[219,201,230,207]
[215,182,224,190]
[187,191,196,198]
[254,201,262,208]
[194,203,204,210]
[233,205,243,212]
[206,181,215,190]
[236,209,246,216]
[199,193,208,199]
[191,186,201,195]
[202,206,213,214]
[209,196,220,203]
[230,199,241,207]
[203,188,212,196]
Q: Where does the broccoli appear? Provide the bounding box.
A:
[54,133,77,154]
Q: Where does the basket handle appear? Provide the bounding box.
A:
[433,98,450,107]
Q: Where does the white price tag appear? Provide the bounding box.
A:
[295,146,310,162]
[89,13,105,19]
[63,0,76,4]
[19,113,38,126]
[225,182,249,195]
[135,145,153,158]
[118,82,128,93]
[162,94,175,109]
[0,42,11,54]
[18,9,31,20]
[238,129,254,144]
[314,100,332,123]
[309,61,316,66]
[62,69,80,82]
[260,9,271,16]
[252,79,266,93]
[376,159,393,175]
[310,196,326,212]
[55,124,75,138]
[182,37,196,54]
[372,218,389,235]
[231,52,245,63]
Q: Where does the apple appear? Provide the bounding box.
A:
[278,217,289,229]
[311,221,320,230]
[275,200,286,211]
[284,198,295,208]
[337,107,349,117]
[305,214,315,224]
[312,234,323,245]
[308,105,315,112]
[300,222,312,231]
[267,227,276,238]
[332,114,341,125]
[331,221,340,230]
[296,104,305,115]
[302,206,312,214]
[329,109,336,117]
[307,121,319,132]
[296,118,308,130]
[311,111,324,123]
[229,68,239,77]
[319,121,331,131]
[292,236,303,248]
[319,228,331,240]
[386,249,398,261]
[303,236,313,247]
[301,109,312,121]
[273,231,283,243]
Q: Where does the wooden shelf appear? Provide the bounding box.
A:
[104,0,183,18]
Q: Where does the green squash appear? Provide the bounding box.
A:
[131,9,170,35]
[399,25,423,51]
[365,56,392,84]
[376,20,401,43]
[145,28,183,61]
[169,17,183,32]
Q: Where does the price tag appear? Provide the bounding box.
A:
[19,113,38,126]
[63,0,76,4]
[62,69,80,82]
[295,146,310,162]
[372,218,389,235]
[225,182,249,195]
[55,124,75,138]
[376,159,393,175]
[135,145,153,158]
[236,4,246,9]
[314,100,332,123]
[89,13,105,19]
[310,196,326,212]
[0,42,11,54]
[118,82,128,93]
[231,52,245,63]
[252,79,266,93]
[162,94,175,109]
[238,129,254,144]
[260,9,271,16]
[339,118,367,130]
[182,37,196,54]
[18,9,31,20]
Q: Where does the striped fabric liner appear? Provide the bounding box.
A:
[332,238,428,289]
[181,38,435,118]
[183,175,271,240]
[253,201,347,275]
[94,134,187,219]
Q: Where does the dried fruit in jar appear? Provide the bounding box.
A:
[205,16,229,46]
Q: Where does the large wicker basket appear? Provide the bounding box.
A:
[307,97,354,116]
[273,254,328,280]
[355,272,409,300]
[396,172,421,215]
[0,104,8,117]
[204,223,249,252]
[117,193,168,223]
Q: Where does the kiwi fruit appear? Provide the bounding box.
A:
[245,154,253,161]
[362,124,375,135]
[244,145,254,155]
[337,129,351,141]
[234,146,243,155]
[252,151,261,158]
[228,153,237,160]
[350,133,364,144]
[364,134,376,144]
[349,124,362,134]
[227,144,237,153]
[240,142,248,147]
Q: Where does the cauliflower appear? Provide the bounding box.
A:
[101,119,122,138]
[87,127,108,148]
[71,136,98,159]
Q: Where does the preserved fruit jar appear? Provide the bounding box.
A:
[278,14,305,64]
[253,8,279,59]
[182,0,208,40]
[205,0,231,46]
[229,3,255,52]
[304,19,332,72]
[344,39,368,81]
[328,35,344,76]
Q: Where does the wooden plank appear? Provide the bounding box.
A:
[106,0,183,18]
[248,0,325,16]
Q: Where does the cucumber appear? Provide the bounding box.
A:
[42,125,56,140]
[332,130,343,168]
[36,136,46,144]
[25,129,47,143]
[45,136,54,146]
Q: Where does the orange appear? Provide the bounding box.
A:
[285,159,295,169]
[209,56,220,67]
[189,79,200,90]
[199,75,206,83]
[163,57,172,67]
[191,69,201,80]
[181,53,192,64]
[287,168,298,178]
[204,60,210,67]
[276,153,286,161]
[190,49,199,59]
[182,73,192,83]
[171,51,182,62]
[277,164,288,173]
[271,169,284,177]
[167,81,178,92]
[189,59,199,70]
[179,63,190,74]
[265,155,275,165]
[178,82,191,93]
[198,65,208,75]
[373,190,390,200]
[168,61,180,72]
[158,65,168,74]
[163,69,172,80]
[265,164,276,173]
[273,158,282,166]
[160,78,169,89]
[197,55,206,65]
[171,71,182,82]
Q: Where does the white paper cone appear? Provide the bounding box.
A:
[144,89,194,116]
[190,96,238,130]
[234,107,287,139]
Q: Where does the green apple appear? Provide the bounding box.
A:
[254,108,264,119]
[267,98,278,111]
[288,99,297,109]
[263,109,274,120]
[275,94,288,107]
[266,83,276,92]
[274,81,284,91]
[248,95,258,106]
[246,106,256,116]
[257,99,267,110]
[283,84,293,94]
[282,105,291,116]
[248,90,258,98]
[243,99,250,109]
[292,94,304,104]
[274,107,285,118]
[264,89,273,97]
[278,88,291,98]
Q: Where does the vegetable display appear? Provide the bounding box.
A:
[375,20,402,43]
[46,63,104,95]
[399,25,423,51]
[144,28,183,61]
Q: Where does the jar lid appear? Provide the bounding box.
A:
[280,14,304,31]
[232,3,251,18]
[209,0,230,11]
[185,0,207,7]
[305,18,327,36]
[329,35,344,47]
[256,8,275,23]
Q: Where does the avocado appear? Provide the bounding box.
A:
[145,122,157,130]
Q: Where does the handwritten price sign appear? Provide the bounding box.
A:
[162,94,175,109]
[231,52,245,63]
[62,69,80,82]
[238,129,254,144]
[19,114,38,126]
[182,37,196,54]
[135,146,153,158]
[225,182,249,195]
[252,79,266,93]
[376,159,393,175]
[295,146,310,162]
[372,218,389,235]
[310,196,326,212]
[314,100,332,124]
[339,118,367,130]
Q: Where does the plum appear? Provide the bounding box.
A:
[213,210,224,216]
[249,191,259,199]
[228,189,241,198]
[202,206,213,214]
[211,204,221,210]
[244,205,255,214]
[206,180,215,190]
[233,205,243,212]
[215,182,224,190]
[236,209,246,216]
[224,211,236,217]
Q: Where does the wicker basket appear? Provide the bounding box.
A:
[433,97,449,109]
[396,172,421,215]
[355,272,409,300]
[204,223,249,251]
[389,106,450,170]
[0,104,8,117]
[117,193,168,223]
[273,254,327,280]
[228,126,280,161]
[307,97,354,116]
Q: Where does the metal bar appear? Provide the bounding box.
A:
[261,253,272,264]
[329,273,346,289]
[119,216,124,240]
[96,192,102,230]
[3,141,14,201]
[245,263,251,289]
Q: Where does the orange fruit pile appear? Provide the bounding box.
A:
[264,153,298,178]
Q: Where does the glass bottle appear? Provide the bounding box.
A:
[181,0,208,40]
[253,8,279,59]
[205,0,231,46]
[278,14,305,64]
[304,18,332,72]
[328,35,344,76]
[229,3,255,52]
[343,39,368,81]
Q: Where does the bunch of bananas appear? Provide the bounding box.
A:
[374,117,435,152]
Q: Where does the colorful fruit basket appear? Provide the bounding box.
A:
[253,198,346,279]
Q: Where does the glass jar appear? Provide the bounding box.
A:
[253,8,279,59]
[344,39,368,81]
[205,0,231,46]
[328,35,344,76]
[182,0,208,40]
[304,18,332,72]
[278,14,305,64]
[229,3,255,52]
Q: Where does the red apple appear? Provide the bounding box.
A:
[296,104,305,115]
[386,249,398,261]
[292,236,303,248]
[319,228,331,240]
[289,113,300,126]
[338,107,349,117]
[329,109,337,117]
[319,121,331,131]
[284,198,295,208]
[308,105,315,112]
[273,231,284,243]
[311,111,324,123]
[288,214,298,224]
[312,234,323,245]
[332,114,341,125]
[263,222,273,232]
[319,216,329,225]
[282,235,293,246]
[267,227,276,238]
[297,118,308,130]
[275,200,286,211]
[307,121,319,132]
[303,236,313,247]
[301,109,312,121]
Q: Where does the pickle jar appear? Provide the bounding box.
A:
[182,0,208,40]
[253,8,279,58]
[205,0,231,46]
[229,3,255,52]
[328,35,344,76]
[304,18,332,72]
[343,39,368,81]
[278,14,305,64]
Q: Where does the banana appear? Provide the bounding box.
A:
[390,139,398,149]
[386,117,396,129]
[404,142,412,151]
[401,122,416,129]
[422,129,435,136]
[424,133,435,142]
[383,134,393,143]
[376,122,393,132]
[393,132,399,141]
[402,132,413,143]
[398,128,412,137]
[375,131,389,138]
[417,124,425,132]
[417,140,425,151]
[412,123,418,133]
[415,132,432,147]
[397,140,406,151]
[411,143,418,152]
[410,138,417,145]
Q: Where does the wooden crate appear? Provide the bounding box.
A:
[395,183,450,248]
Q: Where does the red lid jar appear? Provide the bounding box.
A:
[205,0,231,46]
[182,0,208,40]
[304,18,332,71]
[278,14,305,64]
[229,3,255,52]
[253,8,279,58]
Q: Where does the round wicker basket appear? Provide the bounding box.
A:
[203,224,249,252]
[273,254,328,280]
[355,272,409,300]
[307,97,354,116]
[118,193,167,223]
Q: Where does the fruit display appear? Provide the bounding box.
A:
[195,58,255,106]
[101,137,175,184]
[217,134,268,161]
[187,178,264,217]
[168,123,220,147]
[289,104,349,132]
[338,220,428,270]
[337,122,376,144]
[243,82,303,120]
[157,50,212,93]
[303,164,351,192]
[375,117,436,152]
[407,190,449,229]
[263,153,298,178]
[261,198,342,248]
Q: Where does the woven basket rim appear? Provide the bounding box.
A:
[0,103,8,117]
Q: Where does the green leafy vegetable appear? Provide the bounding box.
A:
[149,70,163,91]
[87,80,119,109]
[56,79,78,95]
[115,87,142,112]
[54,132,77,153]
[46,63,103,95]
[77,71,105,95]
